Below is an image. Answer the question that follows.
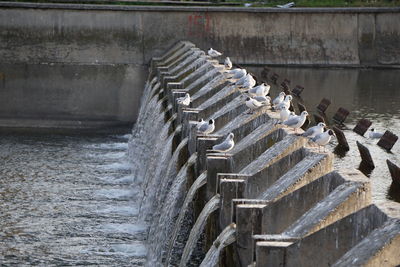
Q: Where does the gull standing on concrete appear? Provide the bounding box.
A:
[224,57,233,70]
[272,92,286,107]
[245,97,266,113]
[248,83,270,97]
[196,118,206,130]
[275,95,292,110]
[283,111,308,133]
[226,68,247,79]
[312,129,335,152]
[279,105,291,122]
[302,122,326,138]
[198,119,215,135]
[368,128,384,139]
[242,74,257,89]
[253,95,271,106]
[212,133,235,155]
[208,48,222,57]
[237,73,256,89]
[177,93,191,106]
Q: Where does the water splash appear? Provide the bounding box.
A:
[199,223,236,267]
[139,120,179,218]
[165,171,207,266]
[179,194,221,267]
[146,154,196,266]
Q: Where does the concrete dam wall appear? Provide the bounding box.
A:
[133,42,400,266]
[0,3,399,127]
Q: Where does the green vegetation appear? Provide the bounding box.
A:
[244,0,400,7]
[4,0,400,7]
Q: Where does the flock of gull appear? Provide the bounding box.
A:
[176,48,381,155]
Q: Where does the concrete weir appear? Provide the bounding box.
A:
[144,41,400,266]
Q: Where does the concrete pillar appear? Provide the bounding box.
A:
[256,241,292,267]
[235,203,266,267]
[196,136,220,175]
[171,90,187,114]
[187,120,199,157]
[219,176,248,229]
[206,155,233,201]
[181,109,199,140]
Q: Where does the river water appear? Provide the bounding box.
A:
[0,130,147,265]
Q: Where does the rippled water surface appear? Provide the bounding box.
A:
[0,130,147,265]
[250,67,400,203]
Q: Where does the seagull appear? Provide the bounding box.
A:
[277,2,295,8]
[226,68,247,79]
[368,128,384,139]
[279,105,291,122]
[196,118,206,130]
[198,119,215,135]
[275,95,292,110]
[312,129,335,152]
[283,111,308,133]
[272,92,286,107]
[245,97,266,113]
[236,74,256,89]
[177,93,190,106]
[224,57,233,70]
[253,95,271,106]
[248,83,270,97]
[242,74,257,89]
[208,48,222,58]
[212,133,235,155]
[302,122,326,138]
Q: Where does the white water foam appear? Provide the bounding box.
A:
[101,223,147,235]
[94,189,135,199]
[97,205,139,216]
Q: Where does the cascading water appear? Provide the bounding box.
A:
[129,44,232,266]
[138,114,178,218]
[129,93,164,177]
[165,171,208,266]
[153,136,188,212]
[179,194,221,267]
[199,224,237,267]
[146,153,196,266]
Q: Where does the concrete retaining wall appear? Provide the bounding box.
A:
[0,3,399,127]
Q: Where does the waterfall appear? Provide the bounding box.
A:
[154,137,188,210]
[139,120,179,218]
[146,153,196,266]
[199,223,237,267]
[165,171,208,266]
[179,194,221,267]
[129,94,167,183]
[140,136,188,222]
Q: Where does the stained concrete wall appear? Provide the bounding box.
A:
[0,3,399,127]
